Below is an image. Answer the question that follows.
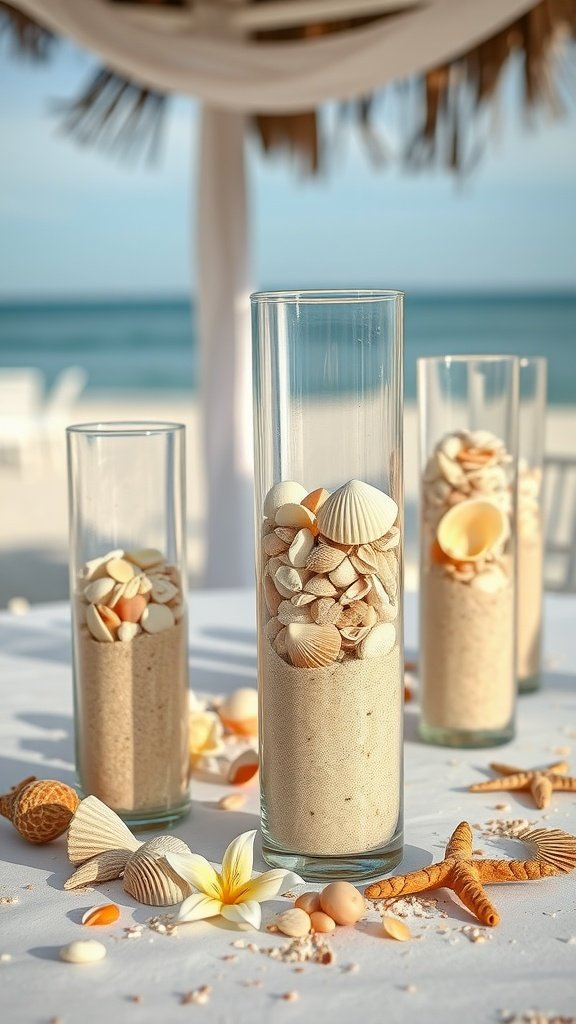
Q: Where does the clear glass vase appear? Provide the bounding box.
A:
[252,289,404,881]
[67,421,190,827]
[518,357,547,694]
[417,356,519,748]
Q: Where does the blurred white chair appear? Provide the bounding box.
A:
[41,366,88,461]
[0,368,44,469]
[543,454,576,593]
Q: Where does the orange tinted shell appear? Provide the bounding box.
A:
[115,594,148,623]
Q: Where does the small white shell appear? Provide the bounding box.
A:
[263,481,307,518]
[358,622,396,659]
[285,623,341,668]
[140,603,175,634]
[123,836,193,907]
[275,503,316,531]
[83,549,124,581]
[291,592,316,607]
[440,435,463,460]
[85,604,115,643]
[339,577,372,605]
[274,565,304,597]
[117,622,140,642]
[288,528,315,568]
[59,940,107,964]
[83,577,115,604]
[317,480,398,545]
[126,548,165,570]
[436,450,466,487]
[106,557,135,584]
[67,796,141,865]
[328,557,359,590]
[150,577,179,604]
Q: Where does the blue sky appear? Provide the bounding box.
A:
[1,36,575,298]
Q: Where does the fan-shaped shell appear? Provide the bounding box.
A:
[518,827,576,873]
[285,623,341,668]
[64,849,131,890]
[67,795,141,865]
[436,498,508,562]
[263,481,307,518]
[123,836,193,906]
[316,480,398,546]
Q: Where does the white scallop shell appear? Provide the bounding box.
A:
[316,480,398,546]
[123,836,193,906]
[64,849,132,890]
[357,622,396,659]
[263,481,307,518]
[437,498,508,562]
[285,623,341,668]
[67,795,141,865]
[519,827,576,873]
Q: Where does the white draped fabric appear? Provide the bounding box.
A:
[11,0,538,585]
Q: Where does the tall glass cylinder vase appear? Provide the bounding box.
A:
[67,422,190,827]
[518,357,547,693]
[252,290,404,881]
[418,356,519,747]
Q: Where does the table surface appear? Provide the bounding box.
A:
[1,590,575,1024]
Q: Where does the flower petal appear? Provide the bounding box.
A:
[220,900,261,930]
[220,830,256,899]
[236,869,304,904]
[176,893,222,923]
[164,851,221,900]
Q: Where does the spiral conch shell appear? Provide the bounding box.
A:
[436,498,508,563]
[317,479,398,546]
[65,796,194,907]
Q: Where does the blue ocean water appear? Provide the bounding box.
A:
[0,293,574,403]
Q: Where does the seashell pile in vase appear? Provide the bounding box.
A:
[259,479,403,858]
[73,548,190,817]
[420,430,515,739]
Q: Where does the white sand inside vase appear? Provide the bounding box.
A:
[421,567,514,732]
[75,619,189,812]
[260,640,402,857]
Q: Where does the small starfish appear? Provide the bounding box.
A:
[469,760,576,808]
[364,821,565,927]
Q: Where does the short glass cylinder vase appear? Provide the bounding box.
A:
[517,357,547,694]
[252,289,404,881]
[417,356,519,748]
[67,422,190,827]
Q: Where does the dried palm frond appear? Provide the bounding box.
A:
[0,1,52,58]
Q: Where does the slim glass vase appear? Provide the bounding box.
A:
[252,289,404,881]
[518,357,547,693]
[418,356,519,747]
[67,421,190,827]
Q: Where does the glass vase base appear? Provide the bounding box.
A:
[518,672,541,694]
[261,831,404,883]
[418,721,514,749]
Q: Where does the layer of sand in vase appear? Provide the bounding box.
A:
[75,620,189,812]
[517,531,543,682]
[421,567,514,732]
[260,641,402,857]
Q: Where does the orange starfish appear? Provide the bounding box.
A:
[364,821,573,927]
[469,760,576,808]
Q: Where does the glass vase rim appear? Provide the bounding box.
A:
[66,421,185,437]
[250,288,404,304]
[417,354,519,366]
[519,355,547,369]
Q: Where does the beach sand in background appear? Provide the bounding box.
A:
[0,395,575,606]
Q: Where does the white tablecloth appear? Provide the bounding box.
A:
[1,591,575,1024]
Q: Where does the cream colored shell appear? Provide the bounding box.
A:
[67,795,141,865]
[123,835,193,906]
[316,479,398,545]
[285,622,341,668]
[263,481,307,518]
[436,498,508,562]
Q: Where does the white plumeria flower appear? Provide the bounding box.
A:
[165,830,302,930]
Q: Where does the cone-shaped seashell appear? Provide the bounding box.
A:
[518,827,576,873]
[358,622,396,659]
[274,565,304,597]
[86,604,115,643]
[64,849,132,890]
[277,600,314,626]
[303,575,337,598]
[301,487,330,514]
[275,503,317,531]
[285,623,341,668]
[328,557,359,590]
[124,836,193,906]
[67,795,141,865]
[437,499,508,562]
[263,574,283,616]
[288,528,315,568]
[310,597,341,626]
[305,544,346,574]
[263,481,307,518]
[317,479,398,546]
[372,526,400,552]
[263,532,289,557]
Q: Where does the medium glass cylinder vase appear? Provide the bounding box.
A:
[67,422,190,827]
[252,289,404,881]
[418,356,519,747]
[517,357,547,693]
